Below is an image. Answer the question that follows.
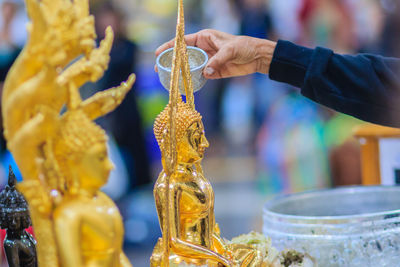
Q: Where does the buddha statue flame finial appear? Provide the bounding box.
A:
[2,0,134,266]
[157,0,196,265]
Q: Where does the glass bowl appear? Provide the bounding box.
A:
[263,186,400,266]
[156,46,208,95]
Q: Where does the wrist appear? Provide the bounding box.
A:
[255,39,277,74]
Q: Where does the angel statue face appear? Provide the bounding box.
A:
[54,111,114,193]
[76,142,114,190]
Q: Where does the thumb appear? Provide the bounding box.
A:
[204,46,234,79]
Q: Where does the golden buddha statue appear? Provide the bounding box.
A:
[151,1,278,266]
[2,0,134,266]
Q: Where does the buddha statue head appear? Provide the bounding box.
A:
[154,100,209,165]
[54,110,114,193]
[0,166,31,232]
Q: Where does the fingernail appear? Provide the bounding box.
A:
[204,67,214,76]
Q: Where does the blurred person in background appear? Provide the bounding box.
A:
[380,0,400,58]
[237,0,275,129]
[256,91,330,193]
[202,0,240,35]
[196,0,241,143]
[296,0,364,186]
[238,0,272,40]
[0,0,26,83]
[0,0,27,186]
[298,0,356,52]
[259,0,361,190]
[269,0,303,41]
[218,0,275,155]
[94,2,151,191]
[221,76,255,154]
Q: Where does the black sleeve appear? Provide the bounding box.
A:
[269,40,400,127]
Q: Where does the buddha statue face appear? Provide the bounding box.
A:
[154,101,208,165]
[177,120,209,164]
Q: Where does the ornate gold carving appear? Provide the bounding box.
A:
[154,101,202,148]
[2,0,134,266]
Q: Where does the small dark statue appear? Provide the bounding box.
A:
[0,166,37,267]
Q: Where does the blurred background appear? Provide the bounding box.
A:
[0,0,399,265]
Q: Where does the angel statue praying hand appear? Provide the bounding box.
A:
[2,0,134,266]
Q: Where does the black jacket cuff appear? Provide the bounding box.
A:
[269,40,314,88]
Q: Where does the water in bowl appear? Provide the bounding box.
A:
[263,186,400,266]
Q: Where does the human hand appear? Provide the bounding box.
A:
[155,29,277,79]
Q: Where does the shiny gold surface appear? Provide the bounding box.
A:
[2,0,134,266]
[151,1,272,266]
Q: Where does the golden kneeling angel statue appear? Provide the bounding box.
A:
[151,1,280,266]
[2,0,134,266]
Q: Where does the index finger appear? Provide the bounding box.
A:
[155,33,200,57]
[155,39,175,57]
